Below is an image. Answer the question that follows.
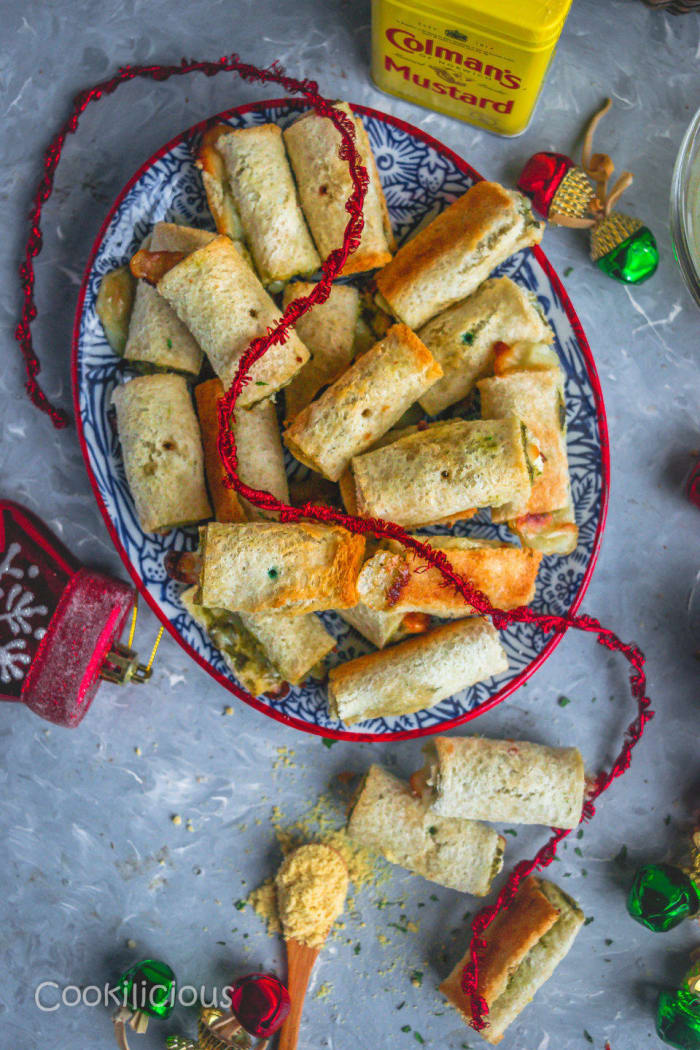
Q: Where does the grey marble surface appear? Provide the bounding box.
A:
[1,1,699,1048]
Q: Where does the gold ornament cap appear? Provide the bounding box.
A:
[590,213,643,261]
[550,167,595,221]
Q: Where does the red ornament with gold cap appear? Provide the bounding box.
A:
[518,98,659,284]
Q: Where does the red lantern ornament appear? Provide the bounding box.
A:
[0,499,159,727]
[187,974,290,1050]
[229,973,290,1038]
[686,456,700,510]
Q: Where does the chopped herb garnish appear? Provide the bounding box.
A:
[576,828,584,839]
[255,380,268,386]
[503,828,518,837]
[267,567,279,580]
[428,826,437,836]
[461,331,475,345]
[401,1025,411,1033]
[388,922,409,933]
[584,916,594,925]
[664,814,672,825]
[462,911,471,923]
[166,337,173,349]
[430,894,439,902]
[557,695,572,707]
[614,844,628,868]
[574,846,583,857]
[354,943,361,955]
[564,266,573,277]
[216,940,226,946]
[582,868,588,876]
[410,970,423,987]
[413,1033,425,1045]
[321,738,336,749]
[396,1001,406,1011]
[605,938,614,946]
[234,899,246,911]
[583,1031,593,1044]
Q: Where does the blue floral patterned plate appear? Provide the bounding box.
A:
[72,99,609,741]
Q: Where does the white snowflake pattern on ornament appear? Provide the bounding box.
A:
[0,638,32,684]
[0,543,49,685]
[0,542,24,582]
[0,583,48,636]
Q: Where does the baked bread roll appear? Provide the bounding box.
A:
[347,764,505,895]
[327,618,508,725]
[194,379,289,524]
[479,341,578,555]
[374,182,544,330]
[418,277,553,415]
[417,735,585,829]
[283,103,395,276]
[350,417,540,528]
[358,536,542,616]
[111,374,212,534]
[441,877,584,1044]
[284,324,442,481]
[156,236,310,404]
[336,603,409,649]
[124,223,215,374]
[196,521,365,614]
[211,124,320,286]
[338,421,477,527]
[182,587,334,693]
[194,379,246,524]
[282,281,360,419]
[479,370,568,519]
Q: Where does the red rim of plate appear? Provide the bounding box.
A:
[71,97,610,742]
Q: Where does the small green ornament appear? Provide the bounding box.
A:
[627,863,700,932]
[116,958,176,1019]
[594,224,659,284]
[656,962,700,1049]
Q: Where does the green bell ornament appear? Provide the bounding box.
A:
[656,955,700,1050]
[112,958,176,1050]
[628,827,700,932]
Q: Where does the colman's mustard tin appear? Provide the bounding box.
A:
[371,0,573,136]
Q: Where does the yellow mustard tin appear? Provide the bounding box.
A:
[371,0,574,136]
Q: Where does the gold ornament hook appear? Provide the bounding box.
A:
[100,596,165,684]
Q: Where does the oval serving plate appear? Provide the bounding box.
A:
[72,98,609,741]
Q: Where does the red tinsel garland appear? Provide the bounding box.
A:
[16,55,653,1033]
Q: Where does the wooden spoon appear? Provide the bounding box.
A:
[277,937,323,1050]
[275,844,348,1050]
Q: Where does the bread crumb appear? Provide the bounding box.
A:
[276,844,348,947]
[171,815,182,826]
[248,791,392,940]
[316,982,333,1001]
[223,706,234,716]
[273,746,297,771]
[126,938,136,949]
[134,747,141,756]
[249,878,281,936]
